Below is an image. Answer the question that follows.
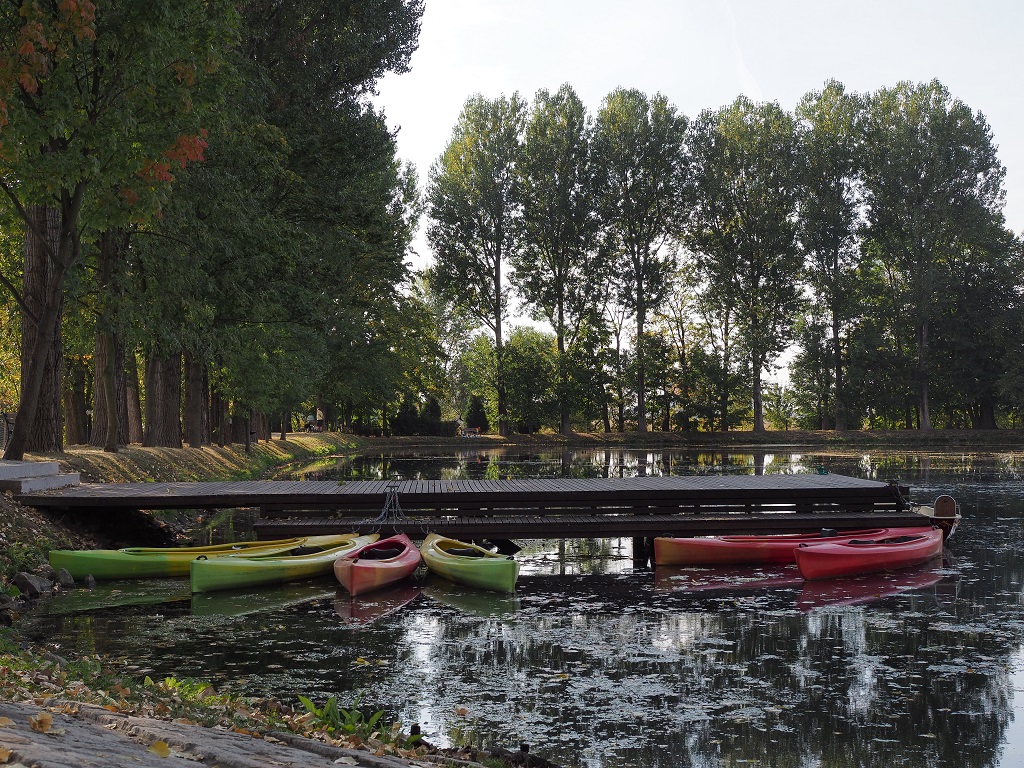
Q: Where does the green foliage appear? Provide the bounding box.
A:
[465,395,489,432]
[794,81,864,429]
[860,79,1008,429]
[503,326,558,433]
[762,383,798,431]
[427,92,526,335]
[514,84,607,432]
[297,693,421,747]
[687,95,804,432]
[593,88,688,431]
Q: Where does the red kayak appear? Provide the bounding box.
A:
[333,533,421,596]
[794,528,944,580]
[653,526,933,566]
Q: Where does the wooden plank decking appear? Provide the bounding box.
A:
[17,474,927,540]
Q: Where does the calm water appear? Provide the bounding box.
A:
[24,448,1024,767]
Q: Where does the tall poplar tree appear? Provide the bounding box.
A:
[427,93,527,436]
[593,88,688,432]
[686,97,803,432]
[795,81,864,430]
[514,84,605,435]
[861,80,1007,430]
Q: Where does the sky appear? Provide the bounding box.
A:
[375,0,1024,270]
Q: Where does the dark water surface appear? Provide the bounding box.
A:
[26,448,1024,767]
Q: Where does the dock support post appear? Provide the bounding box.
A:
[632,536,650,567]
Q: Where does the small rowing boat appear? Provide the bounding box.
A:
[189,534,379,593]
[913,494,961,539]
[48,535,349,580]
[653,526,933,566]
[333,533,421,596]
[794,527,944,580]
[420,533,519,593]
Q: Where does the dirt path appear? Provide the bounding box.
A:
[0,700,470,768]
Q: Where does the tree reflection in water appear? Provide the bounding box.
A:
[24,449,1024,767]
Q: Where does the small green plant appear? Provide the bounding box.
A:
[298,693,383,737]
[297,693,422,748]
[2,541,45,581]
[145,675,217,702]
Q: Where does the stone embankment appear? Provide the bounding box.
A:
[0,699,563,768]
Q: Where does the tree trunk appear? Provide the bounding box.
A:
[719,331,731,432]
[8,205,65,458]
[557,330,571,436]
[917,319,932,430]
[143,352,182,448]
[62,357,89,446]
[752,360,765,433]
[832,308,845,431]
[977,397,998,429]
[90,230,130,452]
[90,332,128,451]
[126,350,143,444]
[183,351,207,447]
[493,255,509,437]
[90,330,119,451]
[244,409,253,453]
[280,410,289,440]
[635,279,647,433]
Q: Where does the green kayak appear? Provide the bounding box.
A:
[48,535,349,580]
[420,533,519,593]
[190,534,379,593]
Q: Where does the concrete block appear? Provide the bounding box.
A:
[0,472,80,494]
[0,460,61,481]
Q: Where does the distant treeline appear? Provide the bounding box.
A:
[425,79,1020,436]
[0,2,1018,456]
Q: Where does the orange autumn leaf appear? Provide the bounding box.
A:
[28,711,52,733]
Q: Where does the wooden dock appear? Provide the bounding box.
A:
[19,474,929,540]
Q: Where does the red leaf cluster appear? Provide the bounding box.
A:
[136,131,209,186]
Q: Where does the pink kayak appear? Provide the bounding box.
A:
[794,527,944,580]
[654,527,934,566]
[334,533,421,596]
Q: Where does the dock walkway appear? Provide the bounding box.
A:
[19,473,928,539]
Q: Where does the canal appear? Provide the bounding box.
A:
[24,447,1024,767]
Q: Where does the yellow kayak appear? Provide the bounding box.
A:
[48,535,349,580]
[190,534,379,593]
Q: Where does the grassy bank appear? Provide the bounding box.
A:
[1,433,362,582]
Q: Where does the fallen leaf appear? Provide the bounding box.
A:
[148,740,171,757]
[0,746,11,762]
[454,706,468,717]
[27,712,52,733]
[0,718,12,728]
